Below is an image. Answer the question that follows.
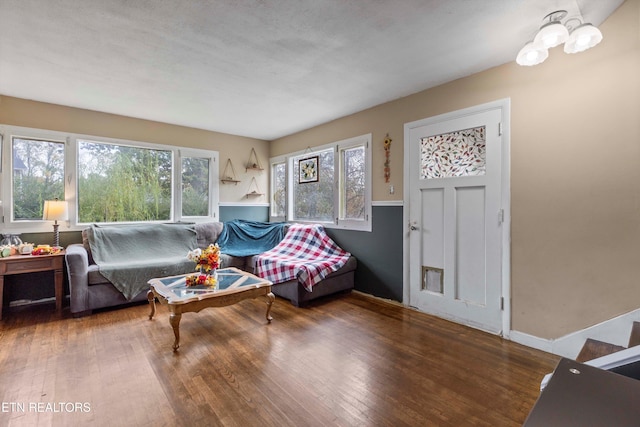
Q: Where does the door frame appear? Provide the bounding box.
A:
[402,98,511,337]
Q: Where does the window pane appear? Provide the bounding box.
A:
[341,145,365,220]
[78,140,172,223]
[182,157,210,217]
[293,149,334,222]
[12,137,65,220]
[420,126,486,179]
[272,162,286,217]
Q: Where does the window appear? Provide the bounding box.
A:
[292,148,334,222]
[270,161,286,219]
[181,153,214,218]
[340,144,366,220]
[270,133,371,231]
[12,136,65,221]
[0,125,219,232]
[78,139,172,222]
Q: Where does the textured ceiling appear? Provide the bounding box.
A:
[0,0,624,140]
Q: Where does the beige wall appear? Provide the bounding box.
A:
[1,1,637,339]
[0,96,270,205]
[272,0,640,339]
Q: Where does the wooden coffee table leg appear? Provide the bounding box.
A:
[169,312,182,351]
[147,290,156,320]
[265,291,275,323]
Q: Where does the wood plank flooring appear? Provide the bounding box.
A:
[0,292,559,426]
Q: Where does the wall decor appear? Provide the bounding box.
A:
[383,133,392,182]
[246,147,263,171]
[298,156,319,184]
[221,158,240,184]
[245,176,264,198]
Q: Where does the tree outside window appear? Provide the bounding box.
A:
[271,162,286,218]
[78,140,172,223]
[181,156,210,217]
[12,137,65,220]
[292,149,334,222]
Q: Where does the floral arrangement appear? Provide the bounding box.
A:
[31,245,61,256]
[185,273,217,287]
[185,244,221,287]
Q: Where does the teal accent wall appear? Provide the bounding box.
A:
[326,205,403,302]
[219,205,269,222]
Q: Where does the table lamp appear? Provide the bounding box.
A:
[42,199,68,248]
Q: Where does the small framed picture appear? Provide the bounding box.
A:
[298,156,319,184]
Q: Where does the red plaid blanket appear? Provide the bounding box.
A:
[255,224,351,292]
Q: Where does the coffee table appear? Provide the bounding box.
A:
[147,267,274,351]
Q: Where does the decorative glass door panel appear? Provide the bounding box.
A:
[420,126,486,179]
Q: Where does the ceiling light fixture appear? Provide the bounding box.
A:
[516,10,603,66]
[516,41,549,66]
[534,10,569,48]
[563,18,603,54]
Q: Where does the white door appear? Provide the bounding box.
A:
[404,101,508,334]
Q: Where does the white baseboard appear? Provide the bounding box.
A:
[510,330,554,354]
[511,308,640,358]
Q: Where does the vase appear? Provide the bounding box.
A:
[210,269,219,288]
[1,234,22,246]
[198,266,218,288]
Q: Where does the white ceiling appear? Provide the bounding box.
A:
[0,0,624,140]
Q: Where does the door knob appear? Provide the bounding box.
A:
[409,222,418,231]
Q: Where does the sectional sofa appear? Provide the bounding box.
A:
[65,221,356,316]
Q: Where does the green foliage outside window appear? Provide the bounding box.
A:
[78,140,172,223]
[181,157,210,217]
[12,138,65,220]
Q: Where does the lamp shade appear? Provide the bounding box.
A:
[534,22,569,48]
[43,200,69,221]
[564,23,603,54]
[516,41,549,66]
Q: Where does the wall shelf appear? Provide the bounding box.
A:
[245,176,263,198]
[221,159,240,184]
[246,148,264,171]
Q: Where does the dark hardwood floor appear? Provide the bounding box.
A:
[0,292,559,426]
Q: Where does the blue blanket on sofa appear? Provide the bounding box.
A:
[216,220,287,257]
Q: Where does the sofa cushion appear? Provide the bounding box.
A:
[220,253,247,269]
[195,222,223,249]
[81,229,95,265]
[87,264,110,286]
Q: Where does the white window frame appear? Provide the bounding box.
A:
[269,156,287,222]
[270,133,371,232]
[0,124,219,233]
[176,148,219,223]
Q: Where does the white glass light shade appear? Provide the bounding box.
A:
[42,200,69,221]
[516,41,549,66]
[564,23,603,54]
[534,22,569,48]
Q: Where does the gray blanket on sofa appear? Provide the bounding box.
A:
[86,224,198,300]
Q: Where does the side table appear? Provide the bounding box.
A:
[0,251,65,320]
